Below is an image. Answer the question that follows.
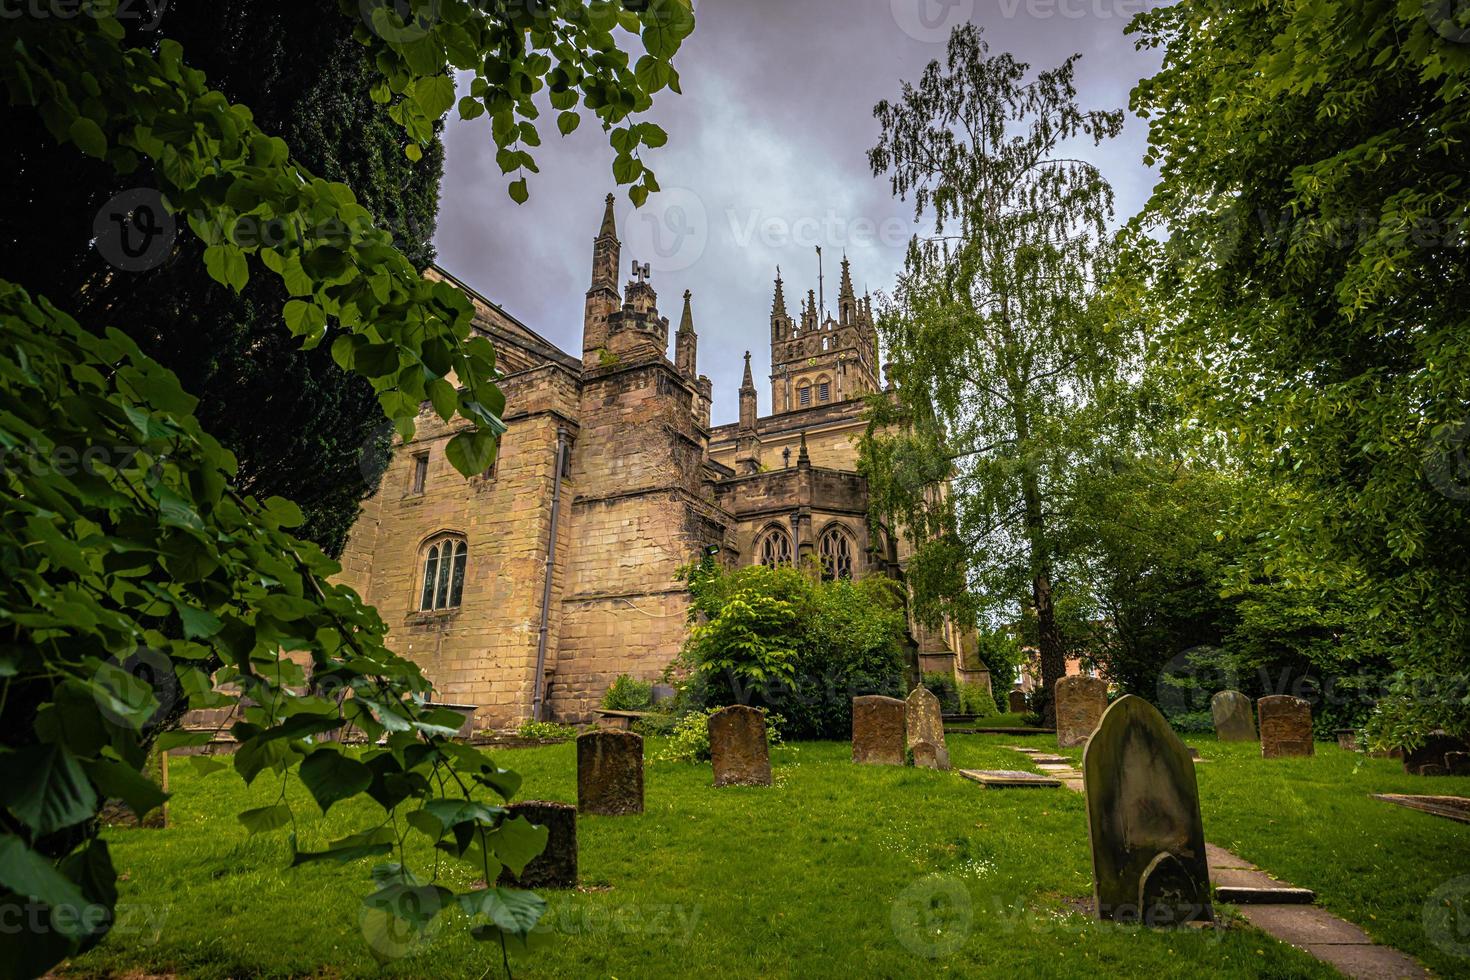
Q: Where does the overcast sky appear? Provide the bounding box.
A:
[434,0,1165,426]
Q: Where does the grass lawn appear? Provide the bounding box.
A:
[64,734,1470,979]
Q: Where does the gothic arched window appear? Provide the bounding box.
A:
[816,375,832,402]
[757,527,793,569]
[818,525,855,581]
[419,535,467,611]
[797,382,812,407]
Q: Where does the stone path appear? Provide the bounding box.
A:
[999,746,1429,979]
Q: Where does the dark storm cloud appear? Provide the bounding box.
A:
[433,0,1164,425]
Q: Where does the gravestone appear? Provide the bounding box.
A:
[851,695,905,765]
[1055,675,1108,749]
[576,731,644,815]
[1210,690,1257,742]
[905,686,950,770]
[499,801,577,889]
[910,741,940,769]
[1448,752,1470,776]
[1008,689,1028,714]
[708,704,772,787]
[1257,696,1314,758]
[1403,732,1470,776]
[1083,694,1212,925]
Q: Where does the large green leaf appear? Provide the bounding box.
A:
[298,749,372,814]
[0,836,90,934]
[0,744,98,835]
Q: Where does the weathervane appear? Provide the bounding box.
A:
[631,259,651,283]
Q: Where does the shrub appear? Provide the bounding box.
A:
[516,720,578,741]
[601,673,655,712]
[973,628,1025,712]
[674,563,908,740]
[922,672,961,713]
[958,682,998,718]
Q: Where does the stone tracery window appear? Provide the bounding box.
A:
[419,534,467,611]
[818,525,855,581]
[757,527,793,568]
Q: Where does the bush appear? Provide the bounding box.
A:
[958,682,998,718]
[601,673,655,712]
[973,628,1025,712]
[674,563,908,740]
[922,672,961,713]
[654,707,784,763]
[516,720,578,741]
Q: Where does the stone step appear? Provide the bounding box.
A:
[1215,886,1317,905]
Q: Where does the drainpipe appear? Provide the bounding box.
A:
[532,427,568,721]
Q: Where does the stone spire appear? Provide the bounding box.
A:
[771,267,794,345]
[739,350,757,431]
[804,288,818,330]
[675,289,697,378]
[797,430,811,468]
[590,192,620,295]
[838,253,857,325]
[772,267,789,318]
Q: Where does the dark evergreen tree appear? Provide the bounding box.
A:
[2,3,444,554]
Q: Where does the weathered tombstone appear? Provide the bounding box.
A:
[1008,689,1028,714]
[498,801,577,889]
[1257,696,1314,758]
[851,695,905,765]
[1447,752,1470,776]
[1055,675,1108,749]
[1210,690,1257,742]
[910,741,940,769]
[905,686,951,770]
[1403,732,1470,776]
[576,730,644,815]
[1336,729,1360,752]
[1083,694,1211,925]
[707,704,772,787]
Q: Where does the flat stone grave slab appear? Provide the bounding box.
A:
[1371,794,1470,825]
[1031,753,1072,764]
[1215,886,1316,905]
[959,769,1063,788]
[1006,746,1042,754]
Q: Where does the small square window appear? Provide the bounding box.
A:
[410,453,429,494]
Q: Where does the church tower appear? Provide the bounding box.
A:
[768,255,880,414]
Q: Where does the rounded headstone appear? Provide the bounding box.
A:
[852,695,906,765]
[499,801,577,889]
[905,686,951,770]
[1403,732,1469,776]
[1008,689,1028,714]
[708,705,772,787]
[1083,694,1211,925]
[1257,695,1314,758]
[1055,675,1108,749]
[576,730,644,815]
[1210,690,1257,742]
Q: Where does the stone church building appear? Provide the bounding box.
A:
[337,195,981,727]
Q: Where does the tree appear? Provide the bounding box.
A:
[863,24,1124,723]
[3,3,447,555]
[1128,0,1470,743]
[0,3,694,976]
